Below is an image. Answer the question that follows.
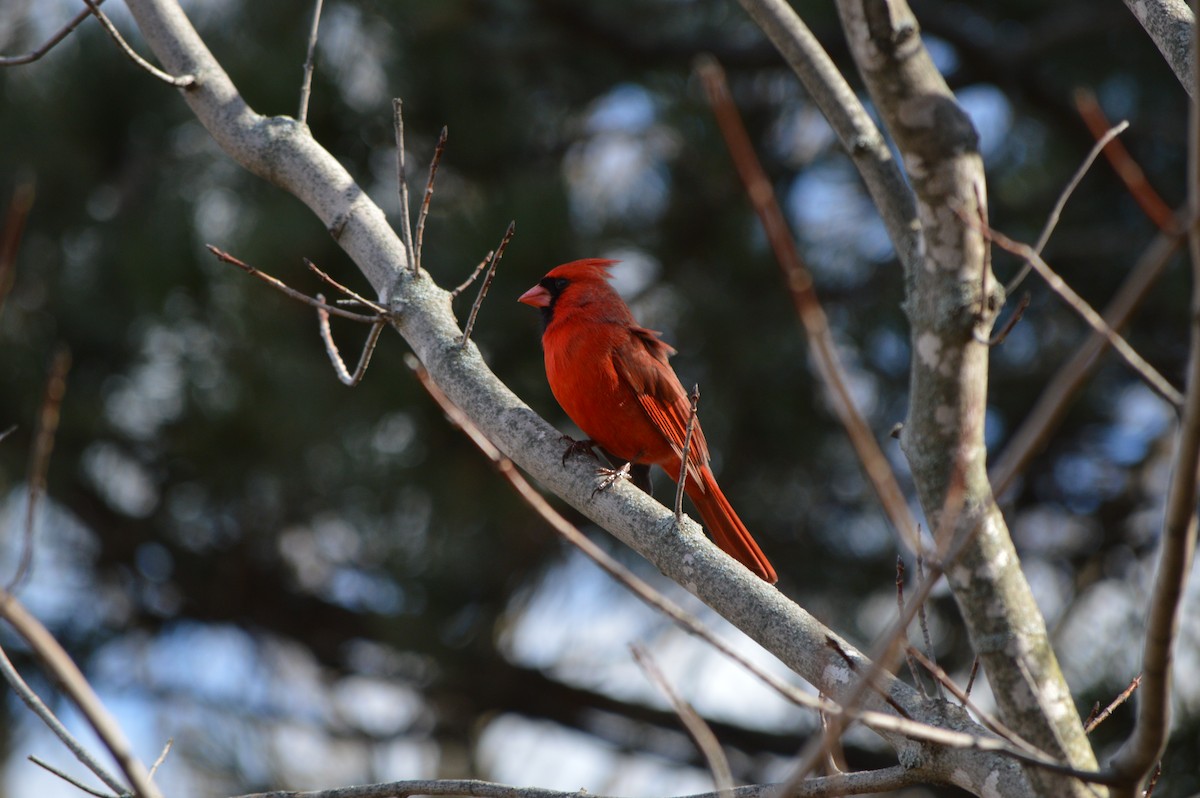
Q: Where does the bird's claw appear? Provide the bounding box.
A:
[560,435,600,466]
[592,461,633,498]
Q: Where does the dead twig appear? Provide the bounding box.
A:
[989,226,1184,496]
[297,0,324,124]
[0,645,127,795]
[459,221,514,346]
[895,557,926,697]
[207,246,379,323]
[979,224,1183,408]
[1085,675,1142,734]
[81,0,194,87]
[0,594,161,798]
[674,385,701,521]
[630,644,734,793]
[416,126,448,271]
[8,347,71,593]
[1006,119,1130,293]
[393,99,417,272]
[450,251,494,300]
[147,738,174,781]
[27,756,116,798]
[0,1,107,66]
[981,292,1031,347]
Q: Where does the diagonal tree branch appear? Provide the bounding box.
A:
[1121,0,1196,97]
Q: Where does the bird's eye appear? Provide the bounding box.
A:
[540,277,569,295]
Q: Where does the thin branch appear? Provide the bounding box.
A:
[964,657,980,700]
[415,126,448,271]
[697,55,921,555]
[305,259,387,313]
[1006,119,1130,293]
[675,385,700,521]
[895,557,926,697]
[0,593,161,798]
[207,246,380,323]
[982,224,1183,407]
[450,251,493,300]
[980,292,1030,346]
[1075,90,1177,232]
[393,98,417,273]
[0,1,107,66]
[231,770,928,798]
[630,644,734,794]
[8,347,71,593]
[81,0,194,87]
[913,552,941,699]
[297,0,324,124]
[27,756,117,798]
[316,294,386,386]
[147,738,174,781]
[0,646,127,795]
[1109,10,1200,790]
[990,226,1184,496]
[1084,675,1142,734]
[458,220,514,346]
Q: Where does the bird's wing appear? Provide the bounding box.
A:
[612,326,710,480]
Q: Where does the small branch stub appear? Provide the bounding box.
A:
[459,221,515,347]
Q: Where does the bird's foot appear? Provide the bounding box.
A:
[592,461,633,497]
[560,435,600,466]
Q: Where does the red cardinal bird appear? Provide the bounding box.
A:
[519,259,777,583]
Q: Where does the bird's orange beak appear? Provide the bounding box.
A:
[518,284,551,307]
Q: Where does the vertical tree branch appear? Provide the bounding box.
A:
[1108,4,1200,793]
[832,1,1100,795]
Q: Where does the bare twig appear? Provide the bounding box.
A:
[983,225,1183,408]
[675,385,701,521]
[1085,675,1142,734]
[912,552,941,699]
[450,251,493,300]
[1075,91,1176,232]
[697,55,921,556]
[0,593,161,798]
[316,294,386,385]
[895,557,926,697]
[231,771,927,798]
[8,347,71,593]
[305,259,387,313]
[81,0,194,87]
[147,738,174,781]
[207,246,380,323]
[0,645,127,795]
[297,0,324,124]
[964,657,980,700]
[459,221,514,346]
[980,292,1030,346]
[1007,119,1130,292]
[393,98,417,272]
[990,226,1184,496]
[0,1,107,66]
[27,756,116,798]
[630,644,734,794]
[415,126,448,271]
[1109,17,1200,788]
